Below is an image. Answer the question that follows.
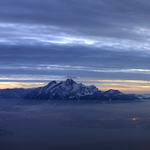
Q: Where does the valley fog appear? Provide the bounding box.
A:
[1,99,150,150]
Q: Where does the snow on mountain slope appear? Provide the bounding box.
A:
[25,79,99,100]
[24,79,138,100]
[103,89,124,96]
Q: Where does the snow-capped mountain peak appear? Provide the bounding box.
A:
[46,80,57,88]
[103,89,124,96]
[24,79,138,100]
[25,79,99,100]
[64,79,76,86]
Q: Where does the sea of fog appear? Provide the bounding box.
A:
[1,98,150,150]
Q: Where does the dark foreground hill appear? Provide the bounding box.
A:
[24,79,138,100]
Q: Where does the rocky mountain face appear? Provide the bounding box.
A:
[24,79,99,100]
[24,79,138,100]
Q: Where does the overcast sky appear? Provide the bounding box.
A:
[1,0,150,93]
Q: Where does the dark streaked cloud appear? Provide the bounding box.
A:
[1,0,150,41]
[0,45,150,69]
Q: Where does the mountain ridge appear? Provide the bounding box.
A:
[0,88,34,98]
[24,79,138,100]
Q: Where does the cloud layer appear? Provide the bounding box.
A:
[1,0,150,93]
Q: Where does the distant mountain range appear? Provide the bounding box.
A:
[24,79,138,100]
[0,79,139,100]
[136,94,150,100]
[0,88,33,98]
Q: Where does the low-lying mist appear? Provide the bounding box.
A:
[1,99,150,150]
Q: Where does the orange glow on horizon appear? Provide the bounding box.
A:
[0,79,150,94]
[0,82,46,89]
